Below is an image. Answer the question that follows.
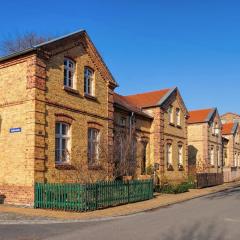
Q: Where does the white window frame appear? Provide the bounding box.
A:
[178,145,183,165]
[64,58,75,88]
[88,128,100,165]
[210,147,214,165]
[168,106,174,124]
[84,67,95,96]
[167,143,173,165]
[55,122,70,163]
[176,108,181,126]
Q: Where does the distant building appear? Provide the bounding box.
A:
[188,108,223,176]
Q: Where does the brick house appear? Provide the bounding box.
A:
[221,122,240,182]
[0,30,118,205]
[113,93,152,178]
[114,87,189,184]
[188,108,223,176]
[221,112,240,124]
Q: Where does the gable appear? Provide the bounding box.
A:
[0,30,118,88]
[160,87,189,117]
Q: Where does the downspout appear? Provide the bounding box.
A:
[129,112,135,176]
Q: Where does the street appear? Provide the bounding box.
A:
[1,187,240,240]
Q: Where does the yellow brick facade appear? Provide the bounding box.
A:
[188,110,223,175]
[147,90,188,184]
[0,31,117,204]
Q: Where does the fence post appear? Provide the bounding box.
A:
[95,182,98,210]
[127,180,130,203]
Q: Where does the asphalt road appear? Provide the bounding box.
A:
[1,187,240,240]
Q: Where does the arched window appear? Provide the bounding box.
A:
[55,122,70,163]
[178,145,183,165]
[88,128,100,165]
[176,108,181,126]
[166,143,173,166]
[64,58,75,88]
[168,106,174,124]
[84,67,94,96]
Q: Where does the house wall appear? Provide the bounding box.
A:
[0,34,116,205]
[188,113,223,175]
[147,91,188,184]
[113,108,152,178]
[0,55,37,205]
[223,132,240,182]
[43,38,114,184]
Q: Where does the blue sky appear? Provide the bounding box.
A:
[1,0,240,114]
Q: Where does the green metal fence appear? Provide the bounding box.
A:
[34,179,153,211]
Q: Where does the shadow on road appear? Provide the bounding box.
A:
[204,187,240,200]
[160,222,226,240]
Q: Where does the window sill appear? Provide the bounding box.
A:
[167,164,174,171]
[63,86,80,95]
[176,125,182,129]
[169,123,175,127]
[84,93,97,101]
[178,165,184,171]
[55,163,75,170]
[88,164,102,170]
[210,165,215,168]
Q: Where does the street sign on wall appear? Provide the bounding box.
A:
[9,128,22,133]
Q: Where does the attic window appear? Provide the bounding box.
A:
[64,58,75,88]
[84,67,95,96]
[168,106,174,124]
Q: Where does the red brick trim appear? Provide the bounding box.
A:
[46,99,109,121]
[166,139,173,144]
[55,113,75,124]
[87,121,103,129]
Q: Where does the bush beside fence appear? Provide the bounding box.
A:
[34,179,153,212]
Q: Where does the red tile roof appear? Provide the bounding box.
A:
[113,93,152,118]
[188,108,214,124]
[123,88,171,108]
[222,123,234,135]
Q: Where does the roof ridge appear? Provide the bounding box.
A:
[124,87,172,97]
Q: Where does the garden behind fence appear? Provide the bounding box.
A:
[34,179,153,212]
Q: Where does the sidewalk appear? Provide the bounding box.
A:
[0,181,239,221]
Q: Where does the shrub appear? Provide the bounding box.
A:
[155,181,195,194]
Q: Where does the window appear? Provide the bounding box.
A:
[84,67,94,96]
[210,147,214,165]
[88,128,100,165]
[178,145,183,165]
[215,123,219,136]
[176,108,181,126]
[235,133,239,144]
[166,143,173,165]
[234,153,238,167]
[119,117,127,127]
[55,122,70,163]
[168,106,174,124]
[216,148,220,167]
[64,58,75,88]
[238,153,240,167]
[211,122,215,135]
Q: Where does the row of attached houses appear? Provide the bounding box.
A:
[0,30,239,205]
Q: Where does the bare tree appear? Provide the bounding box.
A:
[0,32,50,56]
[113,122,141,179]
